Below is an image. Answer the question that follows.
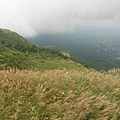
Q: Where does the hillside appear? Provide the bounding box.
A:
[0,28,119,119]
[0,28,85,70]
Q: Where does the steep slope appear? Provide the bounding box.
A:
[0,28,31,51]
[0,28,86,70]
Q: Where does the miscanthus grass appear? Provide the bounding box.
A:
[0,69,120,120]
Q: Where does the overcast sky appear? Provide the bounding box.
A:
[0,0,120,37]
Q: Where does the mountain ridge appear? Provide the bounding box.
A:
[0,28,86,70]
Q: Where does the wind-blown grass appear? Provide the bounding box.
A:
[0,69,120,120]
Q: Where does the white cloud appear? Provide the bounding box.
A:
[0,0,120,37]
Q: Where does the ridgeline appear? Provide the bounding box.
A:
[0,28,85,70]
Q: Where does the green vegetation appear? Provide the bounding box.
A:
[0,28,120,119]
[0,69,120,119]
[0,28,85,70]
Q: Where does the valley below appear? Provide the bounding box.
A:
[28,26,120,71]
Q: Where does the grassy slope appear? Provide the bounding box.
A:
[0,28,119,119]
[0,28,85,70]
[0,69,120,120]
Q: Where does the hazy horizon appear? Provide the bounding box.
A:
[0,0,120,37]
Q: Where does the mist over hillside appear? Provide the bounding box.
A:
[28,26,120,71]
[0,28,85,70]
[0,1,120,119]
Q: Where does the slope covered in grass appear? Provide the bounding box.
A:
[0,68,120,120]
[0,28,86,70]
[0,28,119,119]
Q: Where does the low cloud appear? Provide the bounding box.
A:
[0,0,120,37]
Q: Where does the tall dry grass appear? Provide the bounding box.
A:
[0,68,120,120]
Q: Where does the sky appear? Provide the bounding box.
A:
[0,0,120,37]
